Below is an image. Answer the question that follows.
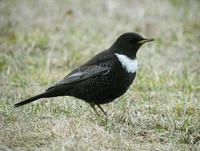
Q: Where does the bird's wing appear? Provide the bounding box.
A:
[61,65,110,84]
[48,65,111,88]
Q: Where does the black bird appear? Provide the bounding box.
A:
[14,32,154,115]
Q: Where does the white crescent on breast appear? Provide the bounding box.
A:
[115,53,138,73]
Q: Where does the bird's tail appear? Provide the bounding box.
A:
[14,93,47,107]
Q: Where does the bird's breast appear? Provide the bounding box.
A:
[115,53,137,73]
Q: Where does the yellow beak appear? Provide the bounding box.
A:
[138,38,154,44]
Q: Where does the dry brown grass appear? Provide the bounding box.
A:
[0,0,200,150]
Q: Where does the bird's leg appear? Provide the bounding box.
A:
[97,104,107,116]
[90,103,100,116]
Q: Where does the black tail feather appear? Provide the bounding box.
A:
[14,93,46,107]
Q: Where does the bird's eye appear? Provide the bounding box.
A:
[129,39,135,43]
[129,39,134,43]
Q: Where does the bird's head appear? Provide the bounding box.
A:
[111,32,154,59]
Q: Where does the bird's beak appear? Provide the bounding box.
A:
[138,38,154,44]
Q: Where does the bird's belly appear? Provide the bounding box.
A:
[110,72,136,100]
[70,71,136,104]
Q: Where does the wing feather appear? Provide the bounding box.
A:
[47,65,110,90]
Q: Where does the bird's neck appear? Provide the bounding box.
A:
[110,47,137,60]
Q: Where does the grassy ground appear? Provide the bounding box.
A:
[0,0,200,150]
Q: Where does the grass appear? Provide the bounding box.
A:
[0,0,200,150]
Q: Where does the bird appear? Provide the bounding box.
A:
[14,32,154,115]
